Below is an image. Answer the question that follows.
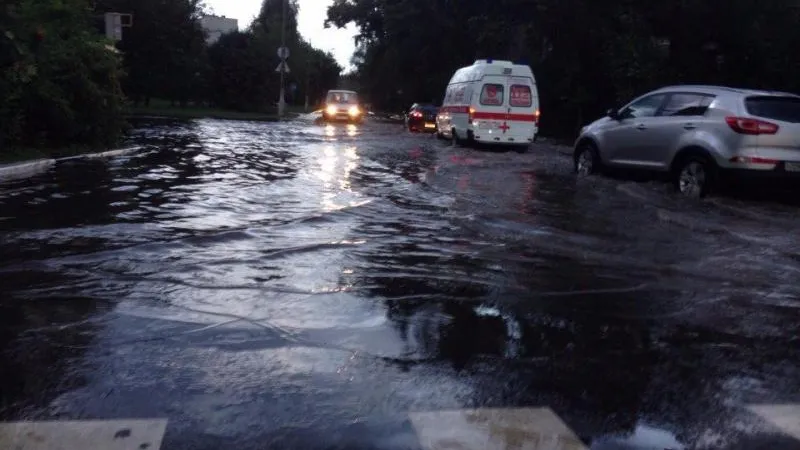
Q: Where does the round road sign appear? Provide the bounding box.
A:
[277,46,290,60]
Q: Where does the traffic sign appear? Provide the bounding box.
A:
[275,61,290,73]
[277,46,290,60]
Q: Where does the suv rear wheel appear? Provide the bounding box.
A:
[674,154,716,198]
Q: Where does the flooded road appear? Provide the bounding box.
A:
[2,116,800,449]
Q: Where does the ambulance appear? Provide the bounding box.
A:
[436,59,540,147]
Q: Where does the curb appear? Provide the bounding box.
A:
[0,159,57,181]
[83,146,141,159]
[0,146,142,182]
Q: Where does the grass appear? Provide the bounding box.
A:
[0,144,108,165]
[0,147,50,165]
[1,101,313,166]
[126,99,309,122]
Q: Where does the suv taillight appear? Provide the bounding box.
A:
[725,116,779,135]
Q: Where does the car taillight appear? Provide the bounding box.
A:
[729,156,779,165]
[412,111,422,118]
[725,116,779,135]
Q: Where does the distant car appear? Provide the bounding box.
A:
[405,103,439,132]
[322,90,363,123]
[574,85,800,198]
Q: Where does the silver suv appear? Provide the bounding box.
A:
[573,85,800,197]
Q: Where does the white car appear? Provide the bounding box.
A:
[322,90,364,124]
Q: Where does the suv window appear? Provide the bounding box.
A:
[480,84,504,106]
[745,96,800,123]
[660,93,714,117]
[510,85,532,107]
[620,94,666,118]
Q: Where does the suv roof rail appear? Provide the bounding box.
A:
[657,84,746,93]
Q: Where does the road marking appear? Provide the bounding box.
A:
[409,407,587,449]
[748,404,800,441]
[0,419,168,450]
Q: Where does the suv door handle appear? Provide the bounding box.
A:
[684,123,697,130]
[636,124,647,130]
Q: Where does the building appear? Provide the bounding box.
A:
[201,15,238,45]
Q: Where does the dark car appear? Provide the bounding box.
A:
[405,103,439,132]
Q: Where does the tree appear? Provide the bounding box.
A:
[96,0,207,106]
[205,0,342,112]
[327,0,800,137]
[207,31,273,112]
[0,0,126,151]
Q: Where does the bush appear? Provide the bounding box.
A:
[0,0,126,153]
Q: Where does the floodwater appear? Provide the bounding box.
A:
[1,116,800,449]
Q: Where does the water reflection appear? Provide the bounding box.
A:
[344,147,667,440]
[0,272,112,420]
[321,123,360,140]
[590,423,685,449]
[1,119,798,448]
[315,145,365,213]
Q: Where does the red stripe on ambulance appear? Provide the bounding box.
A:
[472,112,538,122]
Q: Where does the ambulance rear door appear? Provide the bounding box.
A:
[505,76,538,142]
[471,75,509,142]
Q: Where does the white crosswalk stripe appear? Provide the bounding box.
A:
[748,404,800,441]
[0,419,168,450]
[409,407,588,450]
[3,407,800,449]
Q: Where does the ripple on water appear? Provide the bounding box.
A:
[3,120,800,447]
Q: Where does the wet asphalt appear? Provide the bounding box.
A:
[1,115,800,449]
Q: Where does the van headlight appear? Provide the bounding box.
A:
[348,106,361,117]
[326,105,337,115]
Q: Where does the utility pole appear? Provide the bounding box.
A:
[277,0,287,118]
[304,59,310,112]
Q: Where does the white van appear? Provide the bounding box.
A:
[436,60,540,147]
[322,89,364,123]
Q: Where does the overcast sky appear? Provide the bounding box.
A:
[205,0,358,71]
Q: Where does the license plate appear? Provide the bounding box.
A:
[786,162,800,172]
[424,123,436,129]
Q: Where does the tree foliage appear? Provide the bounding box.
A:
[99,0,342,113]
[0,0,126,151]
[327,0,800,137]
[1,0,343,155]
[96,0,208,107]
[206,0,342,112]
[207,31,273,112]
